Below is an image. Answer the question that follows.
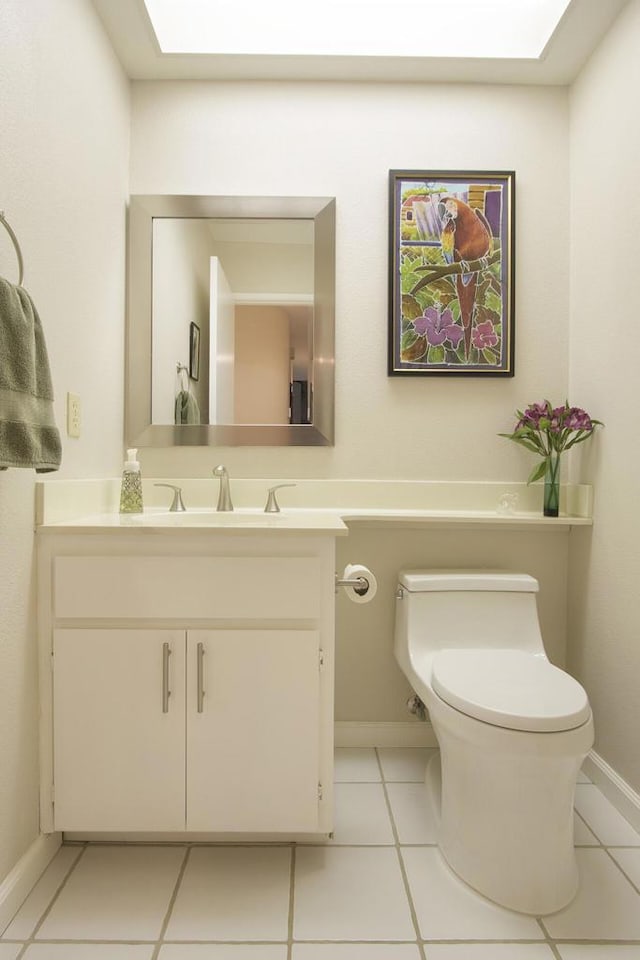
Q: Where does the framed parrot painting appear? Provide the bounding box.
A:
[388,170,515,376]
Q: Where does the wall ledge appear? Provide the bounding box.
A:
[35,477,593,526]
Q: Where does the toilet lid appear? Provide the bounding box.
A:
[431,649,591,732]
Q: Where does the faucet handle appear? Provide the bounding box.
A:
[154,483,186,512]
[264,483,296,513]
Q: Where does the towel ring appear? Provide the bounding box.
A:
[0,212,24,286]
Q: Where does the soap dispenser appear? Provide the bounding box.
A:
[119,448,144,514]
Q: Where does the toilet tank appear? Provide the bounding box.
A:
[396,569,545,656]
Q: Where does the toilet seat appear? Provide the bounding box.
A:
[431,649,591,732]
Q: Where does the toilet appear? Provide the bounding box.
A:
[394,569,594,915]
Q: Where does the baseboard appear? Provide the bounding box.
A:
[582,749,640,834]
[0,832,62,934]
[334,720,437,748]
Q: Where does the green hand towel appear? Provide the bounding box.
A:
[0,277,62,472]
[174,389,200,425]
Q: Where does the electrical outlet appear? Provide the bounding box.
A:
[67,392,81,438]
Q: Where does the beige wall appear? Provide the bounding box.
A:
[130,80,570,481]
[128,79,578,722]
[152,218,214,424]
[568,0,640,793]
[336,525,570,721]
[0,0,129,881]
[128,80,578,726]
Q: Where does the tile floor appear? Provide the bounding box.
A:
[2,747,640,959]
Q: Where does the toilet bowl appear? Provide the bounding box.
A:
[394,569,594,915]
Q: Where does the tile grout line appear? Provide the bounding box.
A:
[550,939,640,946]
[374,747,428,960]
[180,939,577,949]
[569,804,640,932]
[574,792,640,849]
[150,844,191,960]
[536,915,563,958]
[603,845,640,896]
[573,806,607,847]
[574,783,640,841]
[13,842,89,958]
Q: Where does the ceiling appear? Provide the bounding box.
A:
[91,0,628,85]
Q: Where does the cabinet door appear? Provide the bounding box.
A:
[53,629,186,831]
[187,630,321,832]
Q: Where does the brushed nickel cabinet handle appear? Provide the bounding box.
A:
[162,642,171,713]
[197,641,205,713]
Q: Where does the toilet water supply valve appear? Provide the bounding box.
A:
[407,694,427,721]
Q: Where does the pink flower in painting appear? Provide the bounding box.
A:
[471,321,498,350]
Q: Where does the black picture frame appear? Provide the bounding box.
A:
[388,169,515,377]
[189,321,200,382]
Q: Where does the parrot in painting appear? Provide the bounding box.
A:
[439,196,492,359]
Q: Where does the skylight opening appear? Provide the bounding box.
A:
[143,0,572,60]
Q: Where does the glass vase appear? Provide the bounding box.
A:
[543,452,561,517]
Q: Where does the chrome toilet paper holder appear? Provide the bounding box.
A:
[335,572,370,596]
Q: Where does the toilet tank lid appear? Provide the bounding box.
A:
[398,570,539,593]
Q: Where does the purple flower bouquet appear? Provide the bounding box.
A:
[500,400,602,516]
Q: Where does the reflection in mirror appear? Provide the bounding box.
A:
[126,195,335,447]
[152,218,314,427]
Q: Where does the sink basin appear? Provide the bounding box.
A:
[123,508,285,527]
[39,503,346,534]
[115,508,346,533]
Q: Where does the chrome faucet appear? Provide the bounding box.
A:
[264,483,296,513]
[154,483,186,512]
[213,464,234,511]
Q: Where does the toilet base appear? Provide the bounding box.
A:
[428,697,594,915]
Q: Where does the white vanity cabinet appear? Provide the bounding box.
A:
[53,628,187,831]
[38,530,339,838]
[186,628,321,832]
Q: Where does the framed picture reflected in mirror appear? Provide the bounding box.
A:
[189,321,200,381]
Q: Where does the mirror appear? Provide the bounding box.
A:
[126,195,335,446]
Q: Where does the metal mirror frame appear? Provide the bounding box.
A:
[126,194,336,447]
